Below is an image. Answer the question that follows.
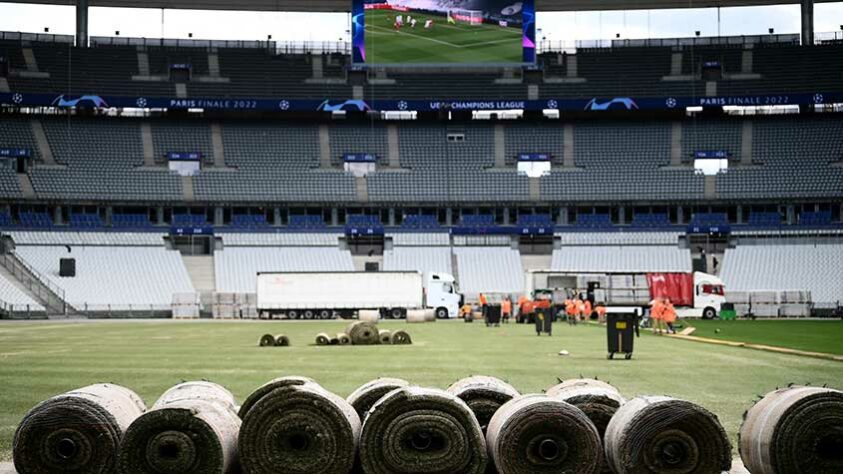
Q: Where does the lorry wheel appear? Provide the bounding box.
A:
[703,307,717,320]
[287,310,298,320]
[304,310,315,320]
[319,310,332,320]
[390,308,403,319]
[435,307,449,319]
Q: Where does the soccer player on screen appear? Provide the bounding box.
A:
[411,18,418,28]
[425,19,434,29]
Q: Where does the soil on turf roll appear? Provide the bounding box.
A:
[739,385,843,474]
[390,330,412,345]
[447,376,520,434]
[238,376,315,419]
[13,383,146,474]
[486,394,601,474]
[117,381,241,474]
[259,334,276,347]
[546,379,626,473]
[358,386,488,474]
[315,333,331,346]
[238,381,361,474]
[604,396,732,474]
[346,321,380,345]
[346,377,410,421]
[378,329,392,344]
[274,334,290,346]
[337,332,351,345]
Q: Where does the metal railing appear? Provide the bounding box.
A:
[0,31,74,44]
[0,251,68,314]
[90,35,277,50]
[537,33,801,53]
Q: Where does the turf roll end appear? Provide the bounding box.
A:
[378,329,392,344]
[259,334,276,347]
[486,394,602,474]
[390,330,412,345]
[337,332,351,345]
[346,377,410,421]
[238,381,361,474]
[740,385,843,474]
[238,376,315,419]
[346,321,380,345]
[605,396,731,474]
[315,333,331,346]
[359,386,487,474]
[13,384,146,474]
[447,376,520,434]
[274,334,290,346]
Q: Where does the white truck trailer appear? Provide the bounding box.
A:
[525,270,726,319]
[257,271,461,319]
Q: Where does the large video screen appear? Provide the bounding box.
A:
[352,1,535,65]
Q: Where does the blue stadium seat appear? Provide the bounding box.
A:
[576,214,613,229]
[631,213,671,227]
[172,213,208,227]
[401,214,440,230]
[231,214,269,229]
[18,211,54,228]
[288,215,326,230]
[799,211,832,226]
[69,213,104,229]
[112,213,152,228]
[747,212,782,227]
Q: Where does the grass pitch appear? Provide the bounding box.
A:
[1,319,841,462]
[364,9,523,64]
[689,319,843,355]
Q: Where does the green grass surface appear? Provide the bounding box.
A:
[1,319,841,462]
[364,9,523,64]
[689,319,843,355]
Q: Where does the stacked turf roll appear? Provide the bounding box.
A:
[118,381,241,474]
[238,377,360,474]
[447,376,520,433]
[740,385,843,474]
[346,377,410,421]
[346,321,380,345]
[546,379,626,473]
[358,386,488,474]
[604,396,732,474]
[13,383,146,474]
[390,330,412,345]
[486,394,602,474]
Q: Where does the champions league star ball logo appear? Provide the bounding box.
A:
[12,93,23,104]
[136,98,147,108]
[546,99,558,109]
[279,100,290,110]
[813,94,824,104]
[666,97,677,108]
[397,101,408,111]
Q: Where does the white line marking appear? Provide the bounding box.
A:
[367,24,463,48]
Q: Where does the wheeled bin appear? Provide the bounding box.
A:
[486,305,501,326]
[534,308,552,336]
[607,312,639,359]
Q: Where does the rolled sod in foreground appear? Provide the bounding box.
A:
[378,329,392,344]
[346,377,410,421]
[238,376,315,419]
[315,333,331,346]
[546,379,626,473]
[604,396,731,474]
[346,321,380,345]
[13,383,147,474]
[337,332,351,345]
[118,381,241,474]
[740,385,843,474]
[359,386,488,474]
[390,330,412,345]
[238,381,361,474]
[259,334,276,347]
[447,376,520,433]
[274,334,290,346]
[486,394,601,474]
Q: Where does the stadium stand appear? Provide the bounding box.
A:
[383,247,453,275]
[214,247,355,293]
[219,233,340,246]
[554,232,682,246]
[0,273,44,312]
[7,231,163,246]
[454,247,524,296]
[551,246,692,273]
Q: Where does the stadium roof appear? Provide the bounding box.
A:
[4,0,836,12]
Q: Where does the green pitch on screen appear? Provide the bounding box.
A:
[364,9,523,64]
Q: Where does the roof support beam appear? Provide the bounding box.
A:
[76,0,88,48]
[801,0,814,44]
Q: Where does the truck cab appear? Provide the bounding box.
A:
[693,271,726,319]
[424,272,462,319]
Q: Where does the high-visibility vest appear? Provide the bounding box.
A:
[501,300,512,314]
[479,294,488,306]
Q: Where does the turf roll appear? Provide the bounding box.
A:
[447,376,520,433]
[739,385,843,474]
[346,321,380,345]
[118,381,241,474]
[346,377,410,421]
[358,386,488,474]
[315,333,331,346]
[238,380,361,474]
[390,330,412,345]
[546,379,626,473]
[259,334,276,347]
[378,329,392,344]
[274,334,290,346]
[337,332,351,345]
[238,376,315,419]
[359,310,380,323]
[486,394,602,474]
[13,383,146,474]
[604,396,732,474]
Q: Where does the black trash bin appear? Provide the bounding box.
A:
[607,312,640,359]
[486,305,501,326]
[534,308,552,336]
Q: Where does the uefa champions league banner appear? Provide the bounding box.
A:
[1,92,840,112]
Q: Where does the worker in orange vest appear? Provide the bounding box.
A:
[501,297,512,323]
[479,293,489,324]
[595,303,607,324]
[662,298,677,334]
[565,296,577,324]
[575,297,586,322]
[460,303,473,321]
[650,298,665,335]
[583,299,593,321]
